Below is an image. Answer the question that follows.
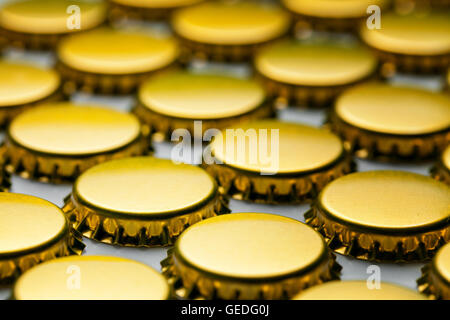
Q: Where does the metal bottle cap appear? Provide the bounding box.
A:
[282,0,390,33]
[172,1,291,62]
[109,0,205,21]
[0,0,106,49]
[56,27,179,94]
[0,193,84,283]
[162,212,341,299]
[255,38,377,107]
[0,61,61,126]
[360,11,450,74]
[135,70,272,138]
[63,157,230,246]
[418,242,450,299]
[13,256,170,300]
[330,83,450,161]
[204,120,354,203]
[306,170,450,262]
[294,280,426,300]
[3,102,151,182]
[431,145,450,185]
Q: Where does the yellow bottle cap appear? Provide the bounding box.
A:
[418,242,450,299]
[360,11,450,74]
[109,0,205,21]
[135,70,272,139]
[56,27,179,94]
[0,0,106,50]
[396,0,450,9]
[293,280,426,300]
[204,120,354,204]
[162,212,341,299]
[431,145,450,185]
[0,61,61,126]
[305,170,450,262]
[63,157,230,247]
[172,1,291,62]
[282,0,390,33]
[13,256,169,300]
[255,39,377,107]
[330,83,450,161]
[329,83,450,160]
[3,102,151,183]
[0,193,84,283]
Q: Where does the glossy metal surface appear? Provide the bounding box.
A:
[172,1,291,45]
[74,157,216,215]
[0,193,66,256]
[293,280,426,300]
[0,61,60,106]
[139,70,265,119]
[255,39,377,86]
[320,171,450,230]
[282,0,389,18]
[0,0,106,34]
[13,256,170,300]
[435,243,450,283]
[443,146,450,171]
[211,120,344,174]
[9,103,141,155]
[57,28,178,74]
[336,83,450,135]
[175,213,326,278]
[360,11,450,55]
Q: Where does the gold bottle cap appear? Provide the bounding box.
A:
[109,0,205,21]
[135,70,272,138]
[283,0,389,19]
[172,1,291,62]
[63,157,230,247]
[0,193,84,283]
[56,27,179,94]
[162,212,341,299]
[431,145,450,185]
[0,0,106,49]
[305,170,450,262]
[418,242,450,299]
[330,83,450,160]
[13,256,169,300]
[0,61,61,126]
[255,39,377,107]
[360,11,450,74]
[204,120,354,204]
[282,0,390,32]
[293,280,426,300]
[112,0,203,7]
[3,102,150,183]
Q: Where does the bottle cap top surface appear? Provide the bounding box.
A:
[14,256,170,300]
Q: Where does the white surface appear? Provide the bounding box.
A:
[0,8,446,299]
